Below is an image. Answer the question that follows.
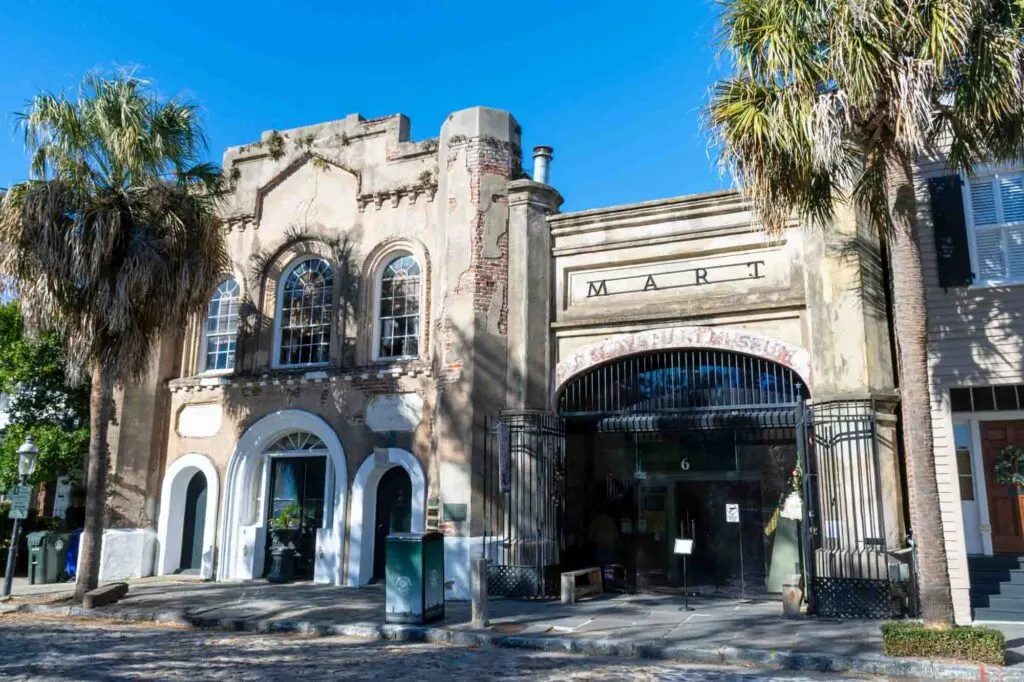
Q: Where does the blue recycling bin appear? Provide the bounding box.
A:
[65,530,82,579]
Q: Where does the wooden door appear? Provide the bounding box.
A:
[982,421,1024,554]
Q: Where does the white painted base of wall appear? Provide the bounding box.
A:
[98,528,157,582]
[443,536,485,601]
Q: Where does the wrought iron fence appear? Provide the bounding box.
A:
[803,400,910,618]
[482,410,565,598]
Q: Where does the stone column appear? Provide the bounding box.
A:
[810,398,905,583]
[802,201,894,396]
[431,107,520,597]
[505,180,563,410]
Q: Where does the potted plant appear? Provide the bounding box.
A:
[267,503,301,584]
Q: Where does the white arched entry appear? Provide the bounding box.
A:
[218,410,348,584]
[157,453,219,579]
[346,447,426,587]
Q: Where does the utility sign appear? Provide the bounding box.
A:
[8,485,31,520]
[725,503,740,524]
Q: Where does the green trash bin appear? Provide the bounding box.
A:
[385,531,445,625]
[26,531,47,585]
[27,531,69,585]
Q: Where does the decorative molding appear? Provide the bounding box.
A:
[358,182,437,213]
[552,325,812,405]
[168,362,432,393]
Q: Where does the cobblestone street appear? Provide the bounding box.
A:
[0,613,880,681]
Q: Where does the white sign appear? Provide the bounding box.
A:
[366,393,423,433]
[725,503,740,524]
[52,476,71,520]
[8,485,31,520]
[673,538,694,555]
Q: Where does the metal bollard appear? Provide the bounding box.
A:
[471,556,489,628]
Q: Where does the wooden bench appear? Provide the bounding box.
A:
[561,567,603,604]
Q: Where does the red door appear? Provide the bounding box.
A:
[982,421,1024,554]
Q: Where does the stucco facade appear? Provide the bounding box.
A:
[101,105,909,611]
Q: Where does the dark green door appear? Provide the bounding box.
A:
[179,471,207,572]
[264,456,327,579]
[372,466,412,582]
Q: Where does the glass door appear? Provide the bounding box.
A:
[264,455,327,579]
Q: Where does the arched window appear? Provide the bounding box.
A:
[376,254,422,360]
[277,258,334,367]
[202,279,240,372]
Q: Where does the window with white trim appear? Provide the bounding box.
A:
[964,170,1024,285]
[376,254,421,360]
[202,279,240,372]
[277,257,334,367]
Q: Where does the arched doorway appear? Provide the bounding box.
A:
[260,432,330,580]
[347,447,427,587]
[219,410,348,584]
[178,472,208,573]
[371,466,412,582]
[556,346,810,596]
[156,453,219,580]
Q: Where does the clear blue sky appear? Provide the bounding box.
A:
[0,1,730,211]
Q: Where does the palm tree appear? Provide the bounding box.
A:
[708,0,1024,626]
[0,73,227,600]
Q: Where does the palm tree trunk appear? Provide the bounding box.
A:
[887,157,955,626]
[74,365,112,601]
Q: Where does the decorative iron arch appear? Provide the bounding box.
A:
[556,347,809,416]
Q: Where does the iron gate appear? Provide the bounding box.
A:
[801,400,911,618]
[481,349,910,617]
[482,410,565,598]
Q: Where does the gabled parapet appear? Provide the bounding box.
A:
[219,112,439,226]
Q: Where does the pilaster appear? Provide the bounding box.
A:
[505,180,563,410]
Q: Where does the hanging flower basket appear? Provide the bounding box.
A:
[993,444,1024,486]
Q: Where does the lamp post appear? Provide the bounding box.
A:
[2,436,39,597]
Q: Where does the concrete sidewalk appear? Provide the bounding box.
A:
[4,577,1024,679]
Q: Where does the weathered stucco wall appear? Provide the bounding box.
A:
[110,107,524,594]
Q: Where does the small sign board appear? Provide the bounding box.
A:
[673,538,694,555]
[7,484,31,520]
[725,503,740,524]
[52,476,71,520]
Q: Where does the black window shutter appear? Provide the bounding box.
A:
[927,175,974,287]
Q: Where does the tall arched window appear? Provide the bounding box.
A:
[202,279,240,372]
[277,257,334,367]
[376,255,422,360]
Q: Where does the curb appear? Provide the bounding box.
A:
[5,602,1021,680]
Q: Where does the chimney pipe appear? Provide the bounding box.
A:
[532,145,553,184]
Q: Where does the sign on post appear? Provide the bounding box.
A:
[673,538,694,555]
[725,503,740,524]
[7,485,31,520]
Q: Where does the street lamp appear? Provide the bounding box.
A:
[3,436,39,597]
[17,437,38,479]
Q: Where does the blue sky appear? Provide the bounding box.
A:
[0,1,730,211]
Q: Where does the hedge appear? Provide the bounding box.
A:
[881,621,1005,666]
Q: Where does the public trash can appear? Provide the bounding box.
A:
[65,530,82,579]
[27,531,69,585]
[26,531,47,585]
[385,531,445,625]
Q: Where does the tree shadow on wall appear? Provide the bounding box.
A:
[220,221,364,427]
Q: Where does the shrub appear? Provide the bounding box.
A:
[881,621,1005,666]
